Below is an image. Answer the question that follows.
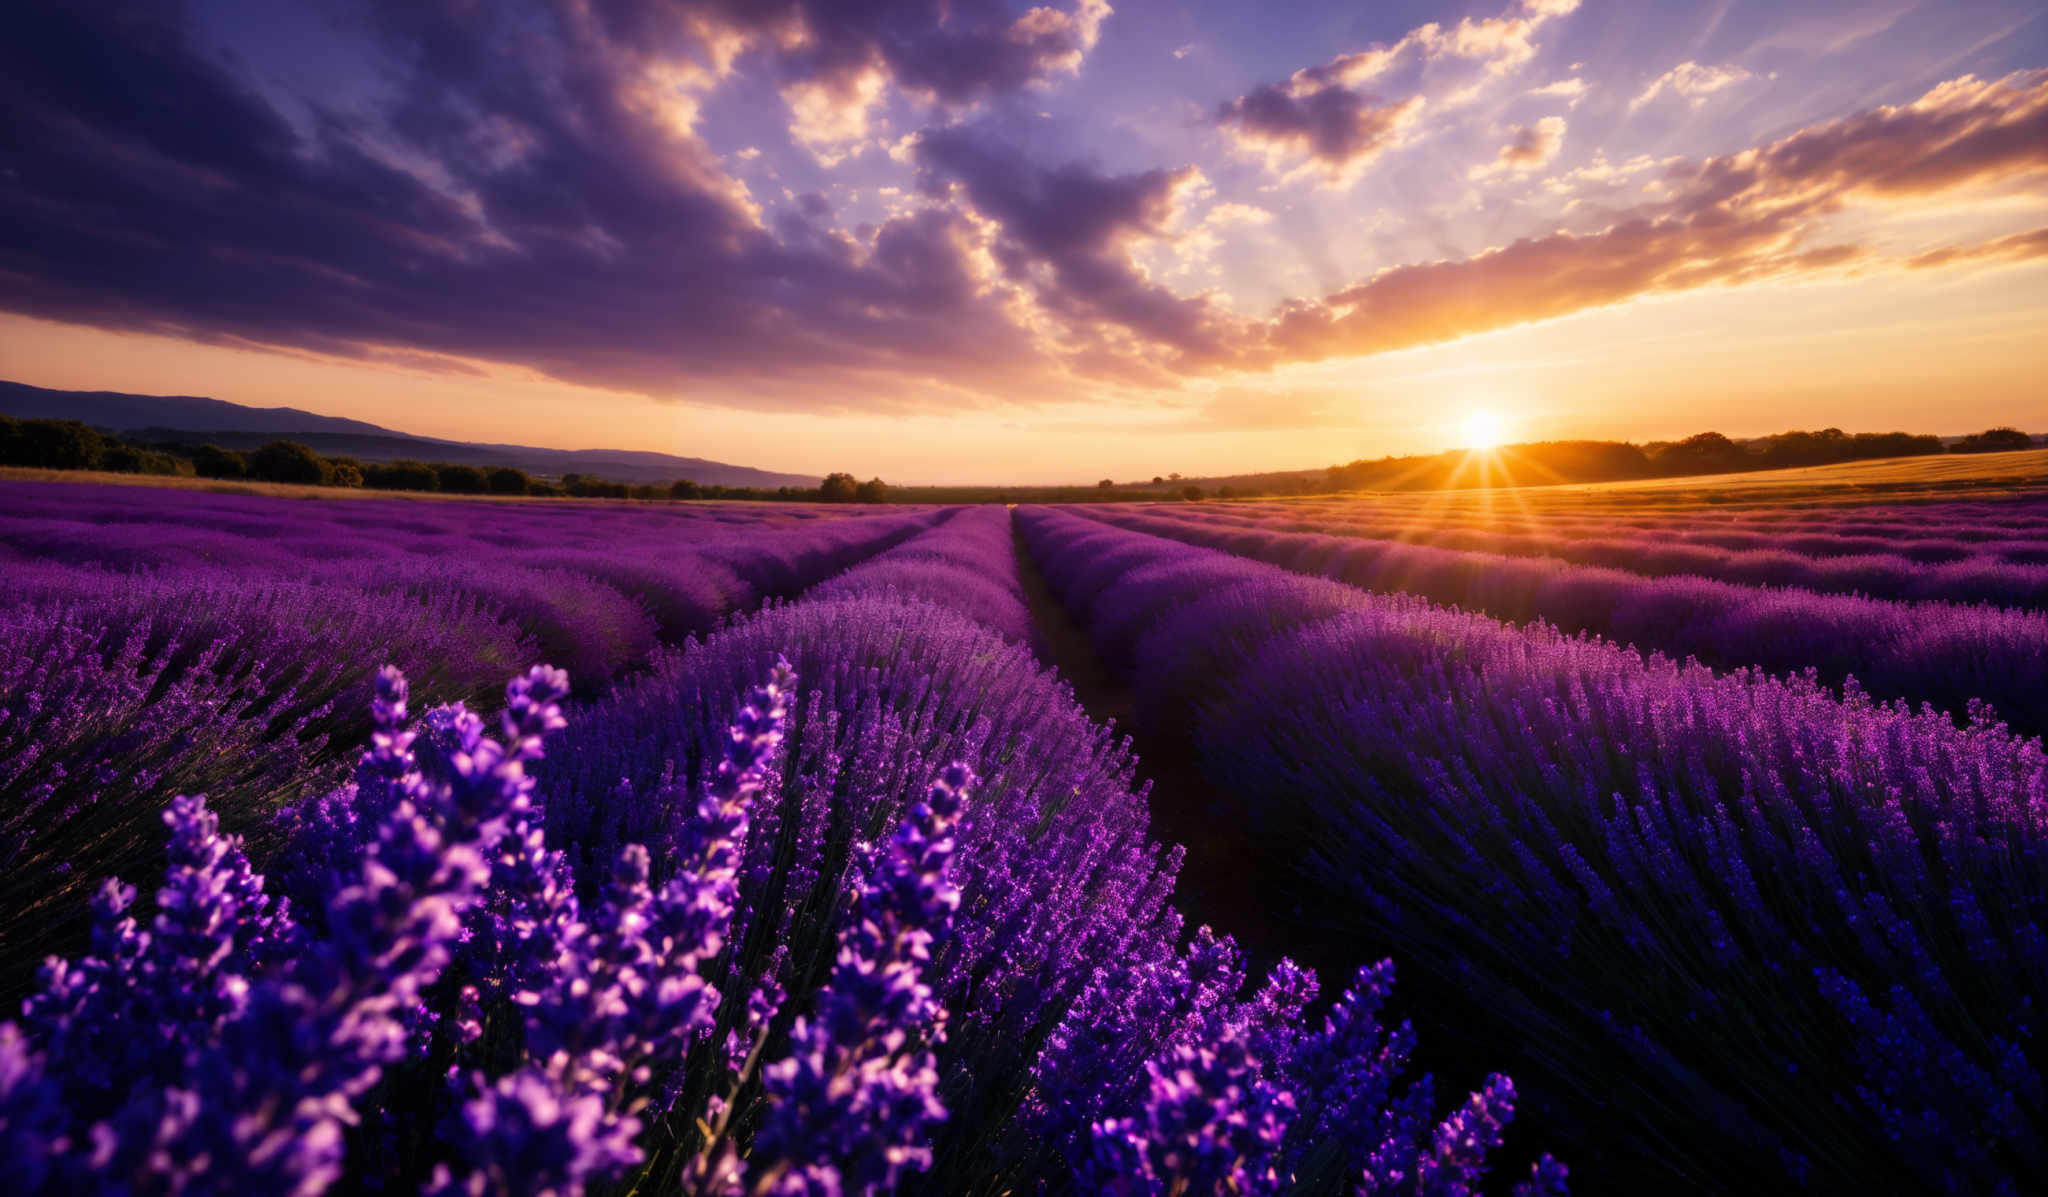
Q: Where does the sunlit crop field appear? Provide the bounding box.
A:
[5,464,2045,1194]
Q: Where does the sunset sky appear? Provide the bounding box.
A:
[3,0,2045,483]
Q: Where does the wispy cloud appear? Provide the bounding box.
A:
[1629,61,1754,112]
[1528,77,1589,104]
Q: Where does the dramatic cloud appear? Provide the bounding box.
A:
[1630,61,1754,112]
[2,0,2043,422]
[1472,116,1568,178]
[0,0,1110,408]
[1216,0,1578,182]
[721,0,1111,107]
[766,0,1111,159]
[913,127,1232,370]
[1246,70,2048,368]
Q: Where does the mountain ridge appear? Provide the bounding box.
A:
[0,380,818,488]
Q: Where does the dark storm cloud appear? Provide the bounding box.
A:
[0,0,1093,406]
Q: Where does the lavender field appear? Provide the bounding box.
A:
[4,477,2045,1195]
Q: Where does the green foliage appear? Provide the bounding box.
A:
[99,444,189,476]
[433,463,489,494]
[487,466,532,495]
[0,418,105,469]
[364,459,440,491]
[1953,427,2034,454]
[247,440,329,485]
[1648,431,1749,475]
[820,472,860,502]
[562,472,629,498]
[190,444,248,478]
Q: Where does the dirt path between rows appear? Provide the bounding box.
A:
[1011,523,1359,988]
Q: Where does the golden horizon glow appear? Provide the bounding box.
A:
[4,255,2046,485]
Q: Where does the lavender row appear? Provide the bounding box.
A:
[1017,504,2048,1193]
[1245,494,2048,538]
[3,505,1557,1192]
[0,477,873,550]
[1161,505,2048,607]
[806,504,1035,644]
[1081,505,2048,736]
[1199,499,2048,561]
[0,503,937,998]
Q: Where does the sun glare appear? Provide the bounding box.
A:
[1460,409,1511,450]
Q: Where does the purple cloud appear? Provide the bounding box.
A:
[1216,85,1422,181]
[0,0,1078,408]
[913,126,1232,368]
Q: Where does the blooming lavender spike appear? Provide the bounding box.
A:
[749,764,973,1195]
[1088,1031,1297,1195]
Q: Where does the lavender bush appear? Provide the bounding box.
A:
[1018,504,2046,1193]
[1079,505,2048,735]
[4,649,1549,1195]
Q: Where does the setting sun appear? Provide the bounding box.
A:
[1460,409,1512,450]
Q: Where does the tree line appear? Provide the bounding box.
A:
[1324,426,2039,493]
[0,419,892,503]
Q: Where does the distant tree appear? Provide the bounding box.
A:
[853,477,889,503]
[629,484,664,500]
[1151,475,1165,485]
[565,475,628,498]
[1850,432,1944,459]
[1953,427,2034,454]
[1180,485,1204,501]
[187,444,248,479]
[1217,485,1237,499]
[100,443,187,476]
[668,478,702,500]
[248,440,328,485]
[526,480,562,497]
[1097,478,1115,489]
[2,418,105,470]
[326,460,364,487]
[1650,431,1751,476]
[365,459,440,491]
[1169,472,1183,481]
[820,472,860,502]
[433,463,489,493]
[488,466,533,495]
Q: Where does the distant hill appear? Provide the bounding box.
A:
[0,380,817,488]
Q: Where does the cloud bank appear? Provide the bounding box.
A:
[1,0,2044,416]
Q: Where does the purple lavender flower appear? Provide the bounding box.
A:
[749,764,973,1195]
